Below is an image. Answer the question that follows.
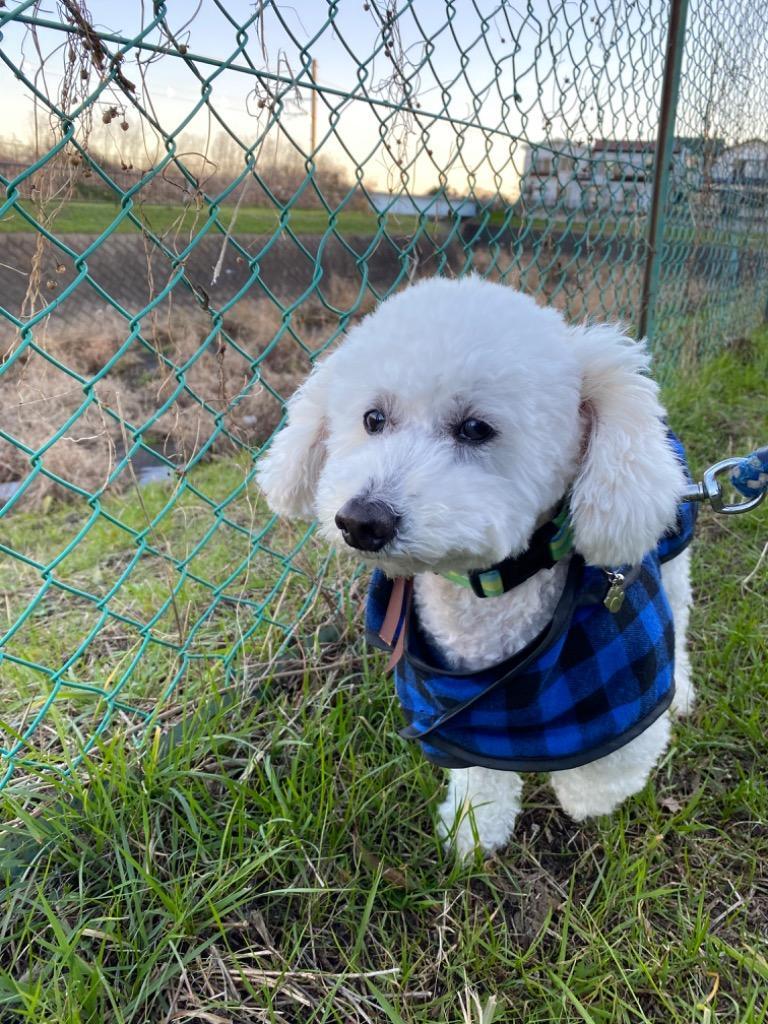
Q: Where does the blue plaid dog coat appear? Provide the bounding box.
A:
[365,437,697,773]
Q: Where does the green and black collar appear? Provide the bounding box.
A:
[440,499,574,598]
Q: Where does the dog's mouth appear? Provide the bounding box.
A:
[338,533,413,570]
[329,511,423,572]
[327,498,517,576]
[351,541,499,579]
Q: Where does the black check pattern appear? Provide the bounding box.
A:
[366,431,696,772]
[366,504,694,773]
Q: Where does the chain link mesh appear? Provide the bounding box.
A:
[1,0,766,788]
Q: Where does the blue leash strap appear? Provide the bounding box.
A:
[730,445,768,499]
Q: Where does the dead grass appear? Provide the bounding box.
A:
[0,252,721,507]
[1,273,379,505]
[467,246,645,325]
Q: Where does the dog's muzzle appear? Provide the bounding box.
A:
[335,497,399,552]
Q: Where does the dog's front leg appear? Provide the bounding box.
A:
[437,766,523,858]
[661,547,695,718]
[549,713,671,821]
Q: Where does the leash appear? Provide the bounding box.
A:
[682,445,768,515]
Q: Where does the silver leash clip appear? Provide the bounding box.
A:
[682,458,767,516]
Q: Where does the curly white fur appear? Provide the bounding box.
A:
[257,277,694,857]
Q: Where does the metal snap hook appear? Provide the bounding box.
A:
[683,457,768,515]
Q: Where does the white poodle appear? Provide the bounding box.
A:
[257,277,695,858]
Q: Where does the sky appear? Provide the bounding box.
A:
[0,0,692,200]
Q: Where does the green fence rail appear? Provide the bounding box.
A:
[1,0,767,789]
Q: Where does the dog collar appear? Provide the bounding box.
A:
[440,499,574,598]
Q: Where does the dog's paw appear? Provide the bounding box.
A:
[671,684,695,718]
[551,714,671,821]
[436,768,523,859]
[437,797,476,859]
[437,796,513,859]
[549,777,623,822]
[670,661,695,718]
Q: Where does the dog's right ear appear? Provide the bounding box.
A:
[256,355,334,519]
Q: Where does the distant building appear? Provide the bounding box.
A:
[711,139,768,185]
[520,137,708,216]
[590,139,656,213]
[519,140,591,211]
[368,191,477,219]
[710,140,768,222]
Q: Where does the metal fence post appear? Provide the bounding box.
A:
[638,0,690,342]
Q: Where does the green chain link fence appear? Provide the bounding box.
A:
[1,0,767,790]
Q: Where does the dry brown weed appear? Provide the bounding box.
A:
[1,272,385,505]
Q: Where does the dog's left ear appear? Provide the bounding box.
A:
[568,324,685,567]
[256,353,336,519]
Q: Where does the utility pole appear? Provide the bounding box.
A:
[311,58,318,155]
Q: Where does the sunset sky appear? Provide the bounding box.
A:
[0,0,669,200]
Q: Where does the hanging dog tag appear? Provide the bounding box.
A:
[603,572,625,613]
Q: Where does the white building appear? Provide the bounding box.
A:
[710,140,768,223]
[519,140,591,212]
[590,140,655,213]
[368,191,477,219]
[520,138,704,216]
[711,140,768,185]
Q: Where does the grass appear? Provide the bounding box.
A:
[0,199,423,237]
[0,196,627,247]
[0,196,625,243]
[0,450,343,774]
[0,330,767,1022]
[2,197,763,262]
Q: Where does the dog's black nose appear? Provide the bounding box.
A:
[335,498,398,552]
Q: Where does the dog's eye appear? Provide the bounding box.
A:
[363,408,387,434]
[456,418,496,444]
